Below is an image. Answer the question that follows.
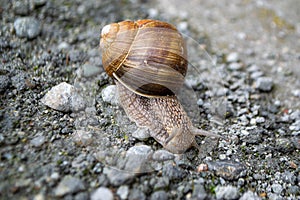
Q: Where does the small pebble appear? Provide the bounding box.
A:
[128,189,146,200]
[152,150,175,162]
[271,183,283,194]
[289,120,300,131]
[153,177,169,190]
[192,184,207,200]
[124,145,154,172]
[150,191,168,200]
[0,75,10,93]
[228,62,243,70]
[33,0,47,7]
[117,185,129,200]
[33,193,45,200]
[197,98,204,106]
[13,1,30,15]
[226,52,239,63]
[91,187,113,200]
[177,21,188,32]
[247,64,260,72]
[148,8,158,18]
[215,185,239,200]
[73,130,93,146]
[103,168,134,186]
[68,50,85,63]
[255,117,265,123]
[251,71,264,79]
[255,77,273,92]
[11,71,28,91]
[206,160,247,180]
[292,90,300,98]
[14,17,41,39]
[101,85,118,105]
[162,163,186,181]
[197,163,208,172]
[219,154,226,160]
[132,127,151,141]
[54,176,85,197]
[30,135,45,147]
[58,42,70,50]
[82,63,101,77]
[275,138,295,152]
[41,82,86,112]
[240,190,260,200]
[50,172,60,180]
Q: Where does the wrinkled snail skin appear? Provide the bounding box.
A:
[116,81,196,154]
[100,19,220,154]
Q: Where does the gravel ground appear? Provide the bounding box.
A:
[1,0,299,199]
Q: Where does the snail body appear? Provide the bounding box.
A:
[100,19,220,154]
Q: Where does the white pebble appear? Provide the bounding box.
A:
[101,85,118,105]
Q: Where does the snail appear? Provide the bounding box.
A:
[100,19,221,154]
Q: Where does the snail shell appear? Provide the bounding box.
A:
[100,20,221,154]
[100,19,188,97]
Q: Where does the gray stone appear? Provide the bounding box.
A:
[128,189,146,200]
[251,71,264,79]
[192,184,207,200]
[150,191,168,200]
[292,89,300,98]
[268,193,283,200]
[197,98,204,106]
[289,120,300,131]
[101,85,118,105]
[255,77,273,92]
[41,82,86,112]
[152,150,175,162]
[226,52,239,62]
[290,110,300,120]
[91,187,113,200]
[281,171,296,184]
[30,135,45,147]
[72,130,93,146]
[124,145,154,173]
[228,62,243,70]
[240,190,260,200]
[14,17,41,39]
[13,1,30,15]
[33,0,47,7]
[271,183,283,194]
[54,176,85,197]
[82,63,101,77]
[215,185,239,200]
[255,117,265,123]
[58,42,70,50]
[247,64,260,72]
[132,127,151,141]
[153,177,169,190]
[0,75,10,93]
[75,192,89,200]
[68,50,85,63]
[206,160,247,180]
[11,71,28,91]
[103,168,134,186]
[116,185,129,200]
[287,185,299,195]
[275,138,295,153]
[162,163,186,181]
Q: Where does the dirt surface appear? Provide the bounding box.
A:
[1,0,299,199]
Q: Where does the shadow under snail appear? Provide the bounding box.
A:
[99,19,221,154]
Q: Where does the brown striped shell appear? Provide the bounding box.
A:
[100,19,187,97]
[99,20,222,154]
